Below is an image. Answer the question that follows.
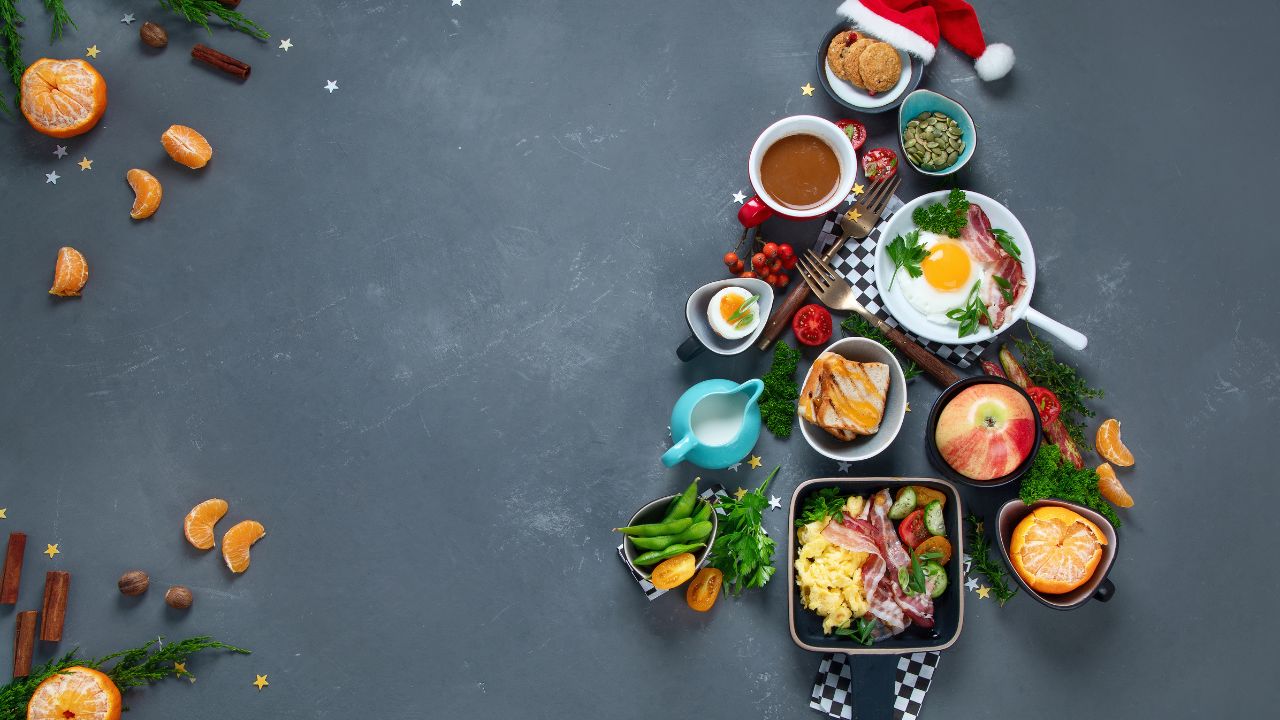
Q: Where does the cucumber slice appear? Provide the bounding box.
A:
[923,562,947,598]
[923,500,946,536]
[888,487,916,520]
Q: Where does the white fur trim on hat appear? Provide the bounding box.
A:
[836,0,936,63]
[974,43,1014,81]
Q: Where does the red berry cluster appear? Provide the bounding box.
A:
[723,241,796,289]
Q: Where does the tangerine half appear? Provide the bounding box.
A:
[222,520,265,573]
[161,124,213,169]
[20,58,108,138]
[127,169,163,220]
[1095,418,1134,467]
[1009,506,1105,595]
[183,498,229,550]
[49,247,89,297]
[26,666,122,720]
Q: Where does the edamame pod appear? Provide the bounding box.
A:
[690,501,712,524]
[662,480,700,522]
[633,542,706,567]
[614,517,693,538]
[627,520,712,551]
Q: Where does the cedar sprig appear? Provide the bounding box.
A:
[965,514,1018,606]
[0,0,24,113]
[158,0,269,40]
[42,0,76,41]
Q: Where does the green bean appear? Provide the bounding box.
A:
[614,517,693,537]
[632,542,706,566]
[690,500,712,524]
[662,480,700,522]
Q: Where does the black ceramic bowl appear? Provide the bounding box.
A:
[815,23,923,115]
[995,498,1118,610]
[787,477,964,654]
[925,376,1043,488]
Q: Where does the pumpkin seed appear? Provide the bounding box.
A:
[916,112,931,121]
[947,151,958,164]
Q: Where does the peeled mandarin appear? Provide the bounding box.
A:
[222,520,265,573]
[26,666,122,720]
[183,498,229,550]
[161,124,213,169]
[127,168,163,219]
[20,58,108,138]
[1095,418,1134,467]
[1096,462,1134,508]
[49,246,89,296]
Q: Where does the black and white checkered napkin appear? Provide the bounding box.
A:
[816,198,992,368]
[616,484,728,601]
[810,651,941,720]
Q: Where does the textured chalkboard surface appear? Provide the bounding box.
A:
[0,1,1275,718]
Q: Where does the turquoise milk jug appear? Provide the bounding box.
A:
[661,379,764,470]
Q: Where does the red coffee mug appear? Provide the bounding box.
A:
[737,115,858,228]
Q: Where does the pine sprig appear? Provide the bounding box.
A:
[42,0,76,41]
[965,514,1018,606]
[158,0,269,40]
[0,0,24,112]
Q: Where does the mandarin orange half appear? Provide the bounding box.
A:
[26,666,122,720]
[161,124,213,169]
[1009,506,1106,595]
[20,58,108,138]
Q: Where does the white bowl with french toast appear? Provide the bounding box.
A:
[797,337,908,462]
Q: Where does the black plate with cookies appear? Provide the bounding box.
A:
[817,24,922,114]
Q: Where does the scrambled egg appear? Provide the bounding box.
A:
[796,495,870,635]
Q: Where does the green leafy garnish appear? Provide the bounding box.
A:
[965,514,1018,605]
[911,188,970,237]
[899,548,944,596]
[839,315,921,380]
[994,275,1014,303]
[835,617,878,645]
[760,342,801,438]
[795,487,846,527]
[1018,444,1120,527]
[945,280,991,337]
[709,467,778,595]
[992,228,1021,261]
[727,294,759,323]
[1013,326,1104,449]
[886,230,928,289]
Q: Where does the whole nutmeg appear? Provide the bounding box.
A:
[140,21,168,49]
[165,585,193,609]
[118,570,150,596]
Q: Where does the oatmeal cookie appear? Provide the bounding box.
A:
[841,36,877,89]
[825,31,858,82]
[858,41,902,94]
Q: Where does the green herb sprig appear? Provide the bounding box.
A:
[911,189,970,237]
[834,617,878,646]
[965,514,1018,605]
[795,487,846,528]
[1013,325,1104,449]
[0,636,249,720]
[760,342,801,438]
[0,0,24,112]
[1018,444,1120,527]
[945,280,991,337]
[709,466,778,595]
[839,314,921,380]
[158,0,268,39]
[994,275,1014,303]
[885,230,928,289]
[900,548,944,596]
[991,228,1021,261]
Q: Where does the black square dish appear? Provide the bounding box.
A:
[788,477,965,654]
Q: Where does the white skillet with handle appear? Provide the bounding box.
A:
[873,190,1087,351]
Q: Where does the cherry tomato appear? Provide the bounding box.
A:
[740,271,757,279]
[778,243,795,260]
[782,256,798,270]
[723,252,739,267]
[686,567,723,612]
[915,535,952,565]
[731,260,745,274]
[835,119,867,151]
[765,273,780,286]
[862,147,898,183]
[791,304,832,346]
[762,242,779,259]
[770,259,782,273]
[751,252,767,271]
[774,275,790,288]
[1026,386,1062,426]
[898,509,930,549]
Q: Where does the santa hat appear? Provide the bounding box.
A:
[836,0,1014,81]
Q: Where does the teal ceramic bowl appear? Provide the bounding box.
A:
[898,89,976,176]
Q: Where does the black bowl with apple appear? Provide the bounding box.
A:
[925,377,1042,488]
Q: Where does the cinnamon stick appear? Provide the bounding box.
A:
[191,43,251,80]
[39,571,70,642]
[1,532,26,604]
[13,611,37,677]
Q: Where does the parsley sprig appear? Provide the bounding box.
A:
[945,280,991,337]
[965,514,1018,605]
[886,230,928,289]
[795,487,846,528]
[709,466,778,595]
[911,189,970,237]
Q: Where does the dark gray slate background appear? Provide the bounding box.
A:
[1,1,1276,718]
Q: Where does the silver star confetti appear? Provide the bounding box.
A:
[964,577,978,591]
[768,495,782,511]
[728,462,741,472]
[53,145,68,158]
[732,191,746,204]
[324,80,339,93]
[452,0,463,5]
[836,461,851,473]
[279,38,292,51]
[45,171,60,184]
[121,13,135,24]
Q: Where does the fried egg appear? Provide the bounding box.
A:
[899,232,981,321]
[707,286,760,340]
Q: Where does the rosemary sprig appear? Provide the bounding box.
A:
[965,514,1017,606]
[158,0,269,40]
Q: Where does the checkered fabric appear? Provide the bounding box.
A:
[616,485,728,600]
[808,651,941,720]
[816,197,993,368]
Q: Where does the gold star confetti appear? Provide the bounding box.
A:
[800,83,815,96]
[747,455,763,469]
[733,487,748,500]
[850,183,865,196]
[44,544,60,558]
[187,675,197,684]
[846,208,862,222]
[976,585,991,599]
[78,157,93,171]
[85,45,100,58]
[0,508,7,519]
[906,402,911,413]
[174,662,188,677]
[253,674,269,690]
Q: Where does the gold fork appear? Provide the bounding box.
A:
[796,249,959,386]
[757,175,900,350]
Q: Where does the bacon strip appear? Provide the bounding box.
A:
[959,204,1004,262]
[821,519,880,556]
[981,255,1026,329]
[869,490,935,629]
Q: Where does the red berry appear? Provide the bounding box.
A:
[770,259,782,273]
[751,253,767,270]
[762,242,779,259]
[778,243,794,259]
[783,256,798,270]
[765,274,779,286]
[775,275,790,288]
[732,260,745,273]
[741,271,757,279]
[723,252,739,267]
[845,31,858,45]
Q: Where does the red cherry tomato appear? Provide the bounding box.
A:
[835,119,867,152]
[898,509,930,549]
[770,259,782,273]
[1026,386,1062,426]
[791,304,832,346]
[762,242,779,259]
[751,252,767,270]
[740,271,757,279]
[723,252,739,267]
[775,275,790,288]
[765,273,780,286]
[782,256,798,270]
[862,147,898,182]
[778,243,795,260]
[731,260,745,273]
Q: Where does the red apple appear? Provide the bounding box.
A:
[934,384,1037,481]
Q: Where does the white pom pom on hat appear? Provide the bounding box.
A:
[836,0,1014,81]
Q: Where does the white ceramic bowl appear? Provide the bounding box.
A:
[797,337,907,462]
[683,278,775,356]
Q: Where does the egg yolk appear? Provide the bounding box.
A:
[719,293,747,322]
[921,242,972,291]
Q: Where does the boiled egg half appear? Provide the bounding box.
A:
[707,286,760,340]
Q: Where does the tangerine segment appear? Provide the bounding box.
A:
[161,124,213,169]
[1095,418,1134,467]
[1009,506,1105,595]
[127,169,163,220]
[1096,462,1134,508]
[49,246,89,297]
[183,498,229,550]
[20,58,108,139]
[26,666,122,720]
[222,520,265,573]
